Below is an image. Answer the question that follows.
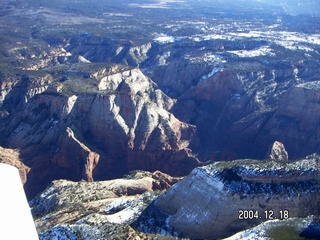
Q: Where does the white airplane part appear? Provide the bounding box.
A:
[0,163,39,240]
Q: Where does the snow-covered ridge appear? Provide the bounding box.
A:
[138,156,320,239]
[200,67,222,81]
[228,46,275,58]
[153,23,320,58]
[203,157,319,177]
[199,157,320,195]
[153,34,176,44]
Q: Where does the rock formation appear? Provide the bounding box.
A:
[0,66,200,198]
[267,141,288,161]
[30,170,181,239]
[133,155,320,239]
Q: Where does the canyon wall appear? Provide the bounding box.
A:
[134,157,320,239]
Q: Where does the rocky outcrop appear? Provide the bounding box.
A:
[267,141,288,161]
[1,66,200,198]
[133,156,320,239]
[30,170,181,239]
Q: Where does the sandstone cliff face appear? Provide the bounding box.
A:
[134,156,320,239]
[1,67,200,198]
[0,73,53,114]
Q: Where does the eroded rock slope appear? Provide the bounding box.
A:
[31,170,181,240]
[1,66,200,198]
[133,155,320,239]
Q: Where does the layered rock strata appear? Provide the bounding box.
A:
[134,156,320,239]
[1,67,200,198]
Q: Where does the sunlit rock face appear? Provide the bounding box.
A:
[0,163,39,240]
[133,156,320,239]
[1,0,320,225]
[266,141,288,162]
[1,67,200,198]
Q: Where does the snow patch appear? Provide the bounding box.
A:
[228,46,275,58]
[297,81,320,90]
[154,34,175,44]
[78,55,91,63]
[201,67,222,81]
[129,0,185,9]
[224,216,314,240]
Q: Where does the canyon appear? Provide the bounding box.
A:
[0,0,320,238]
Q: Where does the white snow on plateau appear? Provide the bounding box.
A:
[188,28,320,57]
[196,30,320,47]
[129,0,185,9]
[105,207,140,224]
[297,81,320,90]
[228,46,275,58]
[154,34,175,44]
[152,22,320,56]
